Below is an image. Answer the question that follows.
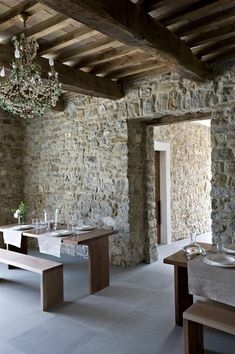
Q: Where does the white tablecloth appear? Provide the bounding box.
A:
[188,254,235,307]
[0,227,22,248]
[37,232,63,258]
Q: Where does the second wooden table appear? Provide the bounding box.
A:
[21,227,117,294]
[163,243,212,326]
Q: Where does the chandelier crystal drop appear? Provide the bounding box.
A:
[0,13,62,119]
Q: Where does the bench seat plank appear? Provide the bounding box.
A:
[183,301,235,354]
[0,249,62,273]
[184,300,235,336]
[0,249,64,310]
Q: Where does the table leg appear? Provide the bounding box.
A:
[88,236,109,294]
[174,265,193,326]
[7,235,28,269]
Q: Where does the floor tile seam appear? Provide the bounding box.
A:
[66,304,140,334]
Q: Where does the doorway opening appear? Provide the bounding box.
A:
[154,141,171,245]
[153,118,212,246]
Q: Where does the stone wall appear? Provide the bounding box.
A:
[0,64,235,264]
[123,65,235,250]
[23,95,132,266]
[127,120,157,263]
[154,122,212,241]
[22,93,158,265]
[211,105,235,243]
[0,113,24,246]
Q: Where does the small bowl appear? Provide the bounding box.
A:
[183,243,204,259]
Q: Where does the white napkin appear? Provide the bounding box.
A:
[37,232,62,258]
[1,228,22,248]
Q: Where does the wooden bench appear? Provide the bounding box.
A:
[0,249,64,311]
[183,300,235,354]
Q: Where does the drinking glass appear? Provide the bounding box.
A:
[66,223,75,232]
[190,233,196,244]
[44,210,48,223]
[47,220,54,231]
[215,236,224,253]
[32,218,39,228]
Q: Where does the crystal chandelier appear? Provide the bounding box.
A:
[0,13,61,119]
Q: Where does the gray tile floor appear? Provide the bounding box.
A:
[1,234,235,354]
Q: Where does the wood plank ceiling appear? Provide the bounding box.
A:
[0,0,234,99]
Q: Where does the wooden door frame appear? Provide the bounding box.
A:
[154,141,171,245]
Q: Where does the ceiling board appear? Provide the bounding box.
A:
[0,0,233,99]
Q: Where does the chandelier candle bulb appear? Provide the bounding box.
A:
[14,49,20,59]
[0,67,5,77]
[49,58,54,66]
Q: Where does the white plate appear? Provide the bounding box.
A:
[222,243,235,254]
[13,225,34,231]
[203,253,235,267]
[75,225,95,231]
[51,230,74,237]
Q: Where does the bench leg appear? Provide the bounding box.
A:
[7,236,28,269]
[175,265,193,326]
[184,319,204,354]
[88,236,109,294]
[41,265,64,311]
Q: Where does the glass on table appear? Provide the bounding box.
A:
[214,236,224,253]
[66,223,76,232]
[190,232,197,245]
[76,220,84,228]
[183,232,202,259]
[32,218,39,228]
[47,220,55,231]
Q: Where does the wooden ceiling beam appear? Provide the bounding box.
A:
[39,26,97,55]
[136,0,147,8]
[39,58,123,99]
[76,46,140,68]
[0,43,123,100]
[118,65,171,83]
[204,47,235,63]
[136,0,149,10]
[38,0,212,80]
[89,52,152,75]
[195,36,235,58]
[55,38,121,63]
[175,7,235,37]
[137,0,168,13]
[0,0,37,32]
[145,112,211,126]
[187,23,235,48]
[161,0,231,27]
[23,13,70,40]
[105,60,172,80]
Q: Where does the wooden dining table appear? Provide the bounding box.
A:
[163,242,212,326]
[0,225,117,294]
